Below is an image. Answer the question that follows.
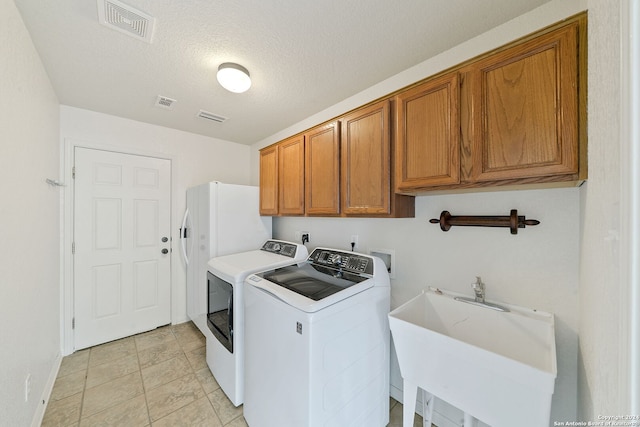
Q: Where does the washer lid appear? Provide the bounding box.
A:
[258,263,367,301]
[249,264,374,313]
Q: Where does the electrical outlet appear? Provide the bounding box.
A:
[301,232,310,244]
[25,374,31,402]
[350,235,359,249]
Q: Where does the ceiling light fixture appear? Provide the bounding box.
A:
[216,62,252,93]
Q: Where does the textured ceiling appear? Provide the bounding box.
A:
[14,0,552,145]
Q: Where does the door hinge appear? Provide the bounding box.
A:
[72,166,76,179]
[72,242,75,254]
[72,317,75,329]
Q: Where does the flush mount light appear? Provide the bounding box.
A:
[217,62,252,93]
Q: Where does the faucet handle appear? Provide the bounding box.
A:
[472,276,484,291]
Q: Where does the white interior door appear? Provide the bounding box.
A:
[73,147,171,350]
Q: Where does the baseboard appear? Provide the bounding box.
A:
[31,353,62,427]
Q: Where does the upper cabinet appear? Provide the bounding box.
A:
[305,122,341,216]
[259,144,278,215]
[341,100,392,215]
[395,72,461,192]
[461,20,580,183]
[259,102,414,217]
[395,13,586,194]
[260,13,587,211]
[278,135,305,215]
[259,134,305,216]
[340,100,414,217]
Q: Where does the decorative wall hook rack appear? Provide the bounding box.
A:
[429,209,540,235]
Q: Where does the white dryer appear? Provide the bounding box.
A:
[205,240,308,406]
[243,247,391,427]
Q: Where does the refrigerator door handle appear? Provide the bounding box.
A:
[180,208,191,266]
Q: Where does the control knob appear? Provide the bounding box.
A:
[271,243,281,252]
[328,253,342,266]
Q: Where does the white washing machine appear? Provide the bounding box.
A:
[205,240,308,406]
[243,247,391,427]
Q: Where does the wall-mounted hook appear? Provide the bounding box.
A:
[46,178,66,187]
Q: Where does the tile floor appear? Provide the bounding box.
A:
[42,321,424,426]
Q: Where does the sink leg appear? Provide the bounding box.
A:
[421,390,435,427]
[463,412,478,427]
[403,380,418,427]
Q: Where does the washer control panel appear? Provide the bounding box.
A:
[308,248,373,275]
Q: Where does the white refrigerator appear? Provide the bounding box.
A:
[180,182,272,336]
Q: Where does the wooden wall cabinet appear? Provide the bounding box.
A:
[395,14,586,194]
[395,72,460,192]
[259,102,414,217]
[461,20,580,183]
[259,135,305,216]
[341,100,414,217]
[305,121,340,215]
[278,135,305,215]
[259,144,278,215]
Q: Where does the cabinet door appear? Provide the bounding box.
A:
[463,21,579,182]
[278,135,305,215]
[305,122,340,215]
[340,100,391,215]
[259,145,278,215]
[395,72,460,191]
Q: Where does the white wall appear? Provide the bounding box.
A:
[0,1,61,425]
[250,0,588,424]
[578,0,630,418]
[60,106,251,352]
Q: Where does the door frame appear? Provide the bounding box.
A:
[61,138,177,355]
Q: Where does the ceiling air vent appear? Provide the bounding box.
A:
[154,95,176,110]
[97,0,155,43]
[197,110,228,123]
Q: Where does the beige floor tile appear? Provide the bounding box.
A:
[141,354,192,391]
[135,326,176,353]
[41,392,83,427]
[50,370,86,401]
[86,354,139,389]
[79,394,150,427]
[146,373,205,421]
[207,388,242,425]
[137,339,184,369]
[185,345,208,371]
[172,322,205,349]
[224,415,248,427]
[82,371,144,418]
[43,322,410,427]
[152,396,222,427]
[58,349,90,378]
[89,337,137,367]
[194,366,220,394]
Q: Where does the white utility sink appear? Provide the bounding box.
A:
[388,287,557,427]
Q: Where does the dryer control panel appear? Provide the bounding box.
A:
[260,240,299,258]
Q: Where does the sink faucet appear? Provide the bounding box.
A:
[472,276,485,303]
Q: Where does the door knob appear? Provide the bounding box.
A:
[161,248,169,254]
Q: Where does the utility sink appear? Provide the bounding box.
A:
[389,288,557,427]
